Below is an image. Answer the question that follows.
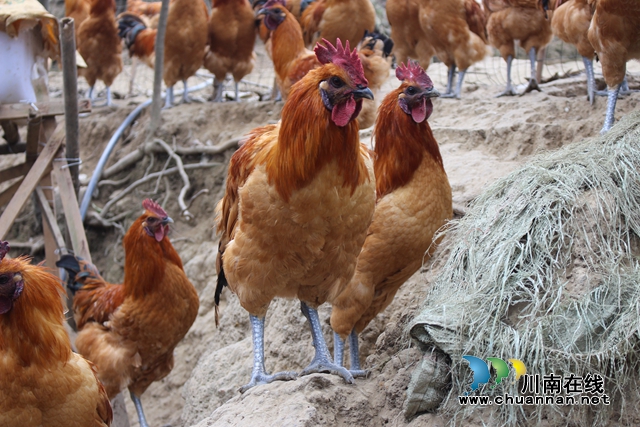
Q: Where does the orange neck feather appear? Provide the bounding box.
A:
[132,29,157,58]
[265,65,369,201]
[373,87,443,199]
[123,218,183,299]
[0,258,72,367]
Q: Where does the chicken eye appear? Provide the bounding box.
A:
[147,217,158,224]
[0,275,9,285]
[406,86,417,95]
[330,76,344,88]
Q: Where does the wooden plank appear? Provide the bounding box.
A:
[52,160,92,262]
[0,99,91,121]
[0,162,33,183]
[0,134,63,240]
[25,116,42,162]
[0,142,26,155]
[0,179,23,207]
[35,186,67,253]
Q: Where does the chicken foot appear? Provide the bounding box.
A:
[441,64,467,99]
[130,391,150,427]
[521,47,541,95]
[600,83,621,134]
[497,55,517,97]
[299,302,355,384]
[240,314,298,393]
[333,330,368,378]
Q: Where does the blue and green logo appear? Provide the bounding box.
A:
[462,355,526,393]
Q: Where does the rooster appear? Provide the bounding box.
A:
[299,0,376,49]
[331,62,452,375]
[77,0,123,106]
[204,0,256,102]
[56,200,199,427]
[0,241,113,427]
[117,0,208,108]
[483,0,552,96]
[215,39,376,391]
[357,30,394,129]
[587,0,640,133]
[255,0,321,99]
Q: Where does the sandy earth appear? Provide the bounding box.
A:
[2,38,640,427]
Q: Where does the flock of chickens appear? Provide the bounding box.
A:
[0,0,638,426]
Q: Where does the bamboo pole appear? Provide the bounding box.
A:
[60,18,80,196]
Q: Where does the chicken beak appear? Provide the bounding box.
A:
[162,216,174,225]
[256,8,268,18]
[425,87,440,99]
[352,87,374,101]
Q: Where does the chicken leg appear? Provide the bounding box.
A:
[182,80,191,104]
[212,78,224,102]
[240,314,297,393]
[106,86,114,107]
[130,391,150,427]
[600,83,621,134]
[497,55,517,97]
[299,302,355,384]
[164,86,175,109]
[521,47,541,95]
[333,330,367,378]
[582,56,596,105]
[441,64,457,97]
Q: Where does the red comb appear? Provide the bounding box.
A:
[314,38,368,87]
[142,199,168,218]
[0,241,8,262]
[396,61,433,89]
[262,0,286,8]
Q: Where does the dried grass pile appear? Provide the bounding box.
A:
[406,112,640,426]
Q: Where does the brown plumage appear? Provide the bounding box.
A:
[587,0,640,132]
[330,63,452,373]
[56,200,199,425]
[387,0,433,70]
[484,0,552,95]
[204,0,256,100]
[77,0,123,104]
[256,0,321,99]
[215,40,376,390]
[299,0,375,49]
[66,0,91,39]
[0,242,112,427]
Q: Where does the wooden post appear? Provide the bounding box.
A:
[147,0,171,136]
[60,18,80,197]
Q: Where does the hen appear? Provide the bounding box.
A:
[215,39,376,391]
[0,241,112,427]
[256,0,321,99]
[56,200,199,427]
[204,0,256,102]
[357,30,394,129]
[76,0,123,106]
[117,0,208,108]
[484,0,552,96]
[299,0,376,49]
[587,0,640,132]
[331,62,452,375]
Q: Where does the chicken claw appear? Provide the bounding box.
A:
[333,330,369,378]
[240,314,297,393]
[299,302,355,384]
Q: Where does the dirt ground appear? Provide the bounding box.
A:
[2,42,640,426]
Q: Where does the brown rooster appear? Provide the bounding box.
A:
[215,39,376,391]
[204,0,256,102]
[587,0,640,132]
[330,62,452,375]
[484,0,552,96]
[77,0,123,106]
[56,200,199,427]
[117,0,208,108]
[0,241,113,427]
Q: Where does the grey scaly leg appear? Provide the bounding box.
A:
[441,64,456,97]
[333,330,368,378]
[88,86,95,103]
[212,78,223,102]
[601,83,621,134]
[182,79,190,104]
[240,314,297,393]
[106,86,113,107]
[300,302,354,384]
[453,69,467,99]
[497,55,517,97]
[235,82,240,102]
[522,47,541,94]
[130,391,150,427]
[582,56,595,105]
[164,86,174,109]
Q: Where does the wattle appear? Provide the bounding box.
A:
[331,96,356,127]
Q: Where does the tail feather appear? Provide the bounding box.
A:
[214,241,229,328]
[56,254,104,294]
[117,12,148,51]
